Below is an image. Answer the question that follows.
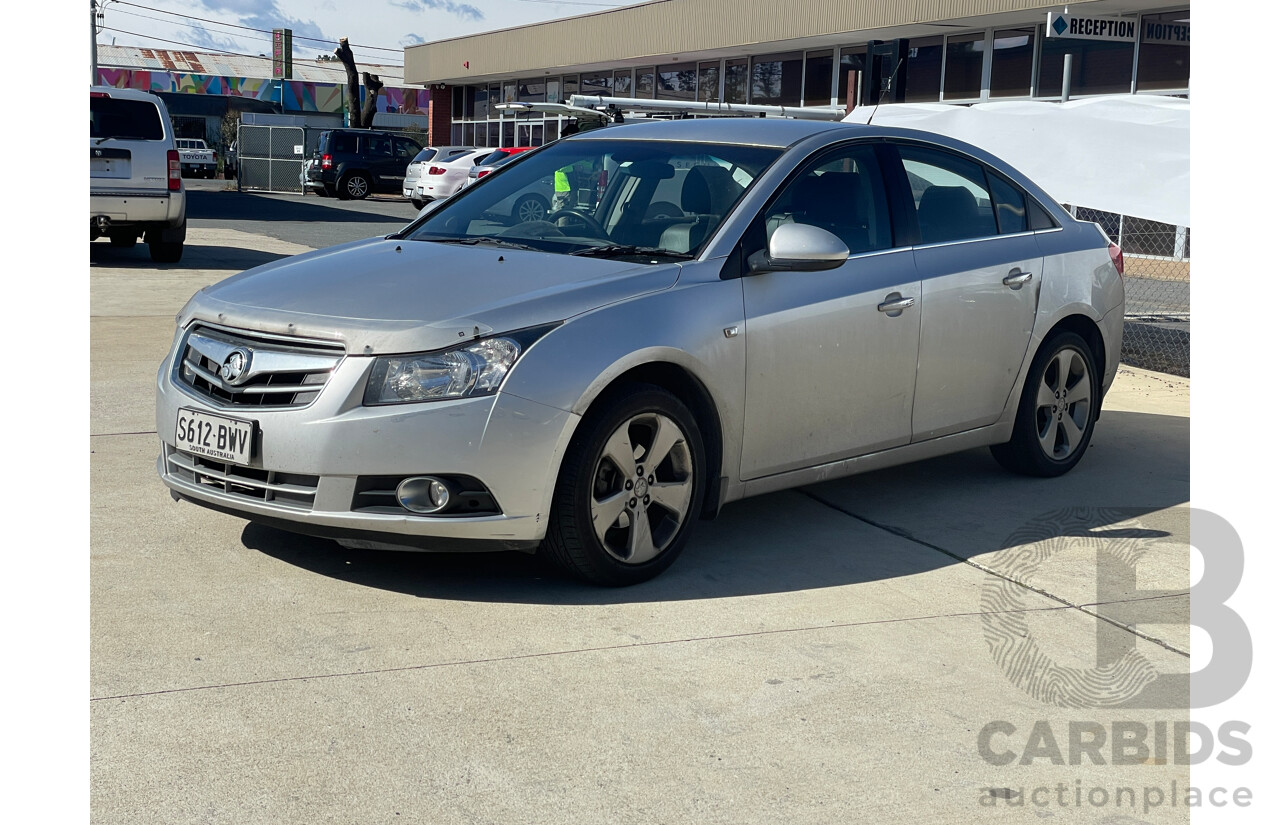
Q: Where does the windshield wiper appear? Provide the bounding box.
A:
[569,245,692,260]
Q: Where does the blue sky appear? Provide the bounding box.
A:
[94,0,638,65]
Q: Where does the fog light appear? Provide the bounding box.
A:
[396,476,453,514]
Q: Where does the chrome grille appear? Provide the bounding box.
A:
[177,325,343,409]
[166,447,318,510]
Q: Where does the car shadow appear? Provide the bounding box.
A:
[188,189,412,223]
[90,241,295,270]
[242,409,1188,605]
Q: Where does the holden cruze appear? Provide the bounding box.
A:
[157,118,1124,586]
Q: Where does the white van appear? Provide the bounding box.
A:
[90,86,187,263]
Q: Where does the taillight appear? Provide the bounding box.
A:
[167,149,181,191]
[428,166,447,175]
[321,153,333,170]
[477,169,491,179]
[1108,242,1124,277]
[212,150,218,161]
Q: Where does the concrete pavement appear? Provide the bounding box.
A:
[91,228,1193,823]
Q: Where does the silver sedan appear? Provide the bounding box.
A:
[156,118,1124,585]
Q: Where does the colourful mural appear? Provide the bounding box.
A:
[95,68,425,116]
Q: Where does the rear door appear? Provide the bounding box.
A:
[884,142,1041,441]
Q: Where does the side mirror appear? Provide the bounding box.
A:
[747,223,850,274]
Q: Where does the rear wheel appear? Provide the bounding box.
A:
[513,194,549,224]
[148,239,183,263]
[542,385,704,586]
[991,331,1098,477]
[339,172,370,200]
[411,198,425,210]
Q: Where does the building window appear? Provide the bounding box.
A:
[698,61,721,102]
[613,70,633,96]
[581,73,610,97]
[1137,10,1190,91]
[723,59,748,103]
[902,36,943,102]
[943,33,985,100]
[547,78,562,104]
[750,51,802,106]
[636,69,655,98]
[658,62,697,101]
[837,47,866,108]
[562,75,579,101]
[804,50,833,106]
[990,28,1036,97]
[502,82,517,104]
[518,78,545,103]
[1037,27,1135,96]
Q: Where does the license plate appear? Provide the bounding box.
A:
[175,408,255,465]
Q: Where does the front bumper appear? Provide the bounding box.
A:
[155,342,579,550]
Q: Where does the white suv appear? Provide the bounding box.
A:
[90,86,187,263]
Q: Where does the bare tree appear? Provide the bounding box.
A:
[334,38,384,128]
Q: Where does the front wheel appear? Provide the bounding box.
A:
[542,385,705,586]
[513,194,549,224]
[991,331,1099,477]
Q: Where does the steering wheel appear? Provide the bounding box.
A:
[545,208,609,239]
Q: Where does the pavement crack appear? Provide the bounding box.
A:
[799,488,1191,659]
[91,601,1097,703]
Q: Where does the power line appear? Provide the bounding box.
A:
[110,0,405,54]
[99,26,402,67]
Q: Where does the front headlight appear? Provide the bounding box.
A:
[363,326,555,405]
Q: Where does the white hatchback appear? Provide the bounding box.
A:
[412,149,490,202]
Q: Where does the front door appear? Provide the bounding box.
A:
[740,143,921,480]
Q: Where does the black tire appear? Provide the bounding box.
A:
[542,385,705,586]
[512,194,549,224]
[991,331,1099,477]
[339,172,370,200]
[108,231,137,248]
[411,198,425,210]
[148,239,183,264]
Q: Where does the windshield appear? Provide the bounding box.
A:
[404,138,781,260]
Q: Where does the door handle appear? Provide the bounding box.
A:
[1003,269,1033,287]
[877,294,916,315]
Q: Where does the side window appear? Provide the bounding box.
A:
[365,136,392,157]
[988,173,1027,234]
[330,133,355,154]
[394,138,418,160]
[897,145,999,244]
[759,144,892,256]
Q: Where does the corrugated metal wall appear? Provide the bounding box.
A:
[405,0,1094,84]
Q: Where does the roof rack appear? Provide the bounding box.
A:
[568,94,846,122]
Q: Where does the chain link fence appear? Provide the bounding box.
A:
[1073,207,1190,377]
[236,124,429,196]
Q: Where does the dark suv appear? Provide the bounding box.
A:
[307,129,422,200]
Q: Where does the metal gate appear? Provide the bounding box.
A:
[237,124,309,194]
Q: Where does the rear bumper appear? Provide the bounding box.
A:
[90,189,185,229]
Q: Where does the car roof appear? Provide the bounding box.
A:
[90,85,165,105]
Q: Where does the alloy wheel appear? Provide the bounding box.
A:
[1034,347,1092,461]
[588,412,694,564]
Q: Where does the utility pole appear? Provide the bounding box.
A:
[90,0,99,85]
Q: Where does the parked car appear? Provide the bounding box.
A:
[460,149,557,225]
[410,148,490,202]
[90,86,186,263]
[223,140,237,179]
[463,146,536,191]
[157,118,1124,586]
[404,145,476,208]
[306,129,423,199]
[175,138,217,178]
